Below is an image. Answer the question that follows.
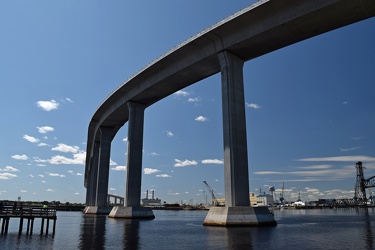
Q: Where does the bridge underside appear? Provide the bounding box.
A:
[83,0,375,226]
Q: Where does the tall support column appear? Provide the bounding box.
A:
[109,101,154,219]
[203,51,276,226]
[84,141,101,213]
[220,50,250,207]
[86,141,99,206]
[125,101,145,207]
[96,127,112,209]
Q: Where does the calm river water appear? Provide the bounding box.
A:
[1,208,374,249]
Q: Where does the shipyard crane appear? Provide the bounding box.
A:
[354,161,375,205]
[279,182,285,205]
[203,181,220,206]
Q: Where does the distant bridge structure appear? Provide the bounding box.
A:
[84,0,375,226]
[354,161,375,205]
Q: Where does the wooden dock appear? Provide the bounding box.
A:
[0,205,57,235]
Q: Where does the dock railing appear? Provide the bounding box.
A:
[0,204,57,235]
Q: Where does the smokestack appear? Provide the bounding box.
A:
[152,190,155,200]
[146,190,148,199]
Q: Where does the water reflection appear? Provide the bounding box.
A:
[364,208,374,250]
[79,215,106,249]
[206,226,256,249]
[121,220,140,249]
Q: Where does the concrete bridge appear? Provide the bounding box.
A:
[84,0,375,226]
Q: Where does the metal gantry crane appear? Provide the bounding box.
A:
[279,182,285,205]
[203,181,220,206]
[354,161,375,205]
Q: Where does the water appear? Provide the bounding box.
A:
[1,208,374,249]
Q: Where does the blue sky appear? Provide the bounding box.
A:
[1,1,374,204]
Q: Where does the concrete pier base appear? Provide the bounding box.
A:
[108,206,155,219]
[203,206,277,227]
[84,206,112,215]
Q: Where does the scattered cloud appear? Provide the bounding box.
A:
[52,143,79,153]
[47,189,54,192]
[1,166,20,172]
[111,166,126,171]
[195,116,208,122]
[20,190,27,193]
[37,100,59,111]
[188,97,199,103]
[0,173,17,180]
[23,135,39,143]
[38,143,49,147]
[37,126,55,134]
[151,152,159,156]
[65,98,74,103]
[49,173,66,177]
[76,173,83,176]
[156,174,171,178]
[342,101,348,105]
[297,155,375,162]
[339,147,361,152]
[246,103,261,109]
[202,159,223,165]
[166,131,174,137]
[174,159,198,167]
[144,168,160,174]
[11,154,28,160]
[49,152,86,165]
[123,137,128,142]
[174,90,190,97]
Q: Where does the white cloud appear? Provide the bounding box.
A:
[339,147,361,152]
[166,131,174,137]
[174,90,190,97]
[188,97,199,103]
[37,126,55,134]
[47,189,54,192]
[37,100,59,111]
[0,173,17,180]
[195,116,208,122]
[1,166,20,172]
[144,168,160,174]
[34,157,48,163]
[23,135,39,143]
[76,173,83,176]
[11,154,28,160]
[151,152,159,156]
[174,159,198,167]
[246,103,261,109]
[110,159,117,166]
[123,137,128,142]
[49,173,66,177]
[20,190,27,193]
[111,166,126,171]
[52,143,79,153]
[49,152,86,165]
[297,155,375,162]
[202,159,223,165]
[38,174,45,178]
[156,174,171,178]
[109,187,116,191]
[29,174,34,178]
[65,98,74,103]
[38,143,49,147]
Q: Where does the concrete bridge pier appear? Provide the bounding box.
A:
[84,141,99,213]
[203,51,276,226]
[109,102,154,219]
[85,128,113,214]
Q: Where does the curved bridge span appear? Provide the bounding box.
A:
[84,0,375,225]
